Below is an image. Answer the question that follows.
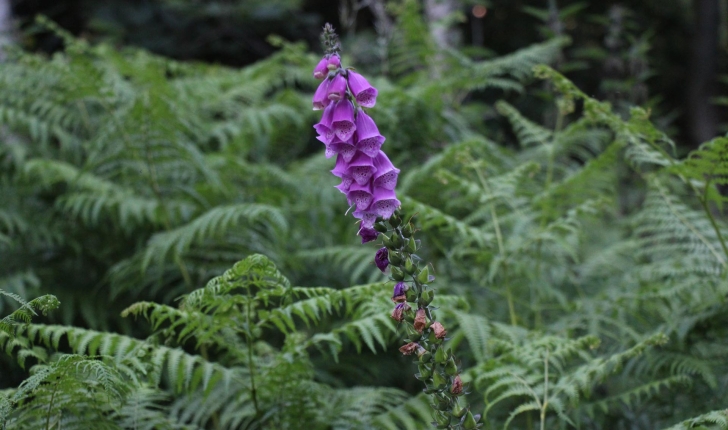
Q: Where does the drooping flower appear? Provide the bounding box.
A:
[313,103,336,143]
[354,110,385,157]
[358,226,379,243]
[327,54,341,69]
[430,321,447,339]
[346,182,373,211]
[451,375,463,395]
[392,282,407,303]
[313,57,328,80]
[331,100,356,141]
[375,247,389,272]
[347,152,377,185]
[399,342,420,355]
[313,79,331,110]
[372,151,400,191]
[352,208,378,229]
[370,188,401,219]
[414,308,427,333]
[347,71,378,108]
[334,175,354,194]
[327,73,347,101]
[326,137,356,161]
[391,302,411,322]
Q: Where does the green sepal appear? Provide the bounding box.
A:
[432,371,447,388]
[391,266,405,281]
[407,237,418,253]
[435,347,447,364]
[374,223,388,233]
[445,357,458,376]
[420,289,433,306]
[419,351,432,363]
[391,232,403,247]
[389,249,402,265]
[406,288,418,303]
[405,323,422,340]
[403,223,414,237]
[417,266,430,284]
[452,403,468,418]
[463,411,478,429]
[418,364,432,379]
[404,258,416,275]
[389,215,401,227]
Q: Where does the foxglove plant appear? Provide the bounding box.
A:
[312,24,482,430]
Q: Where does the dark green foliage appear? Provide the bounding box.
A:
[1,7,728,430]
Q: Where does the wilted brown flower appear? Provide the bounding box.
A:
[399,342,420,355]
[451,375,463,395]
[414,308,427,332]
[430,321,447,339]
[390,302,411,322]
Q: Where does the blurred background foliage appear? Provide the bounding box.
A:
[0,0,728,429]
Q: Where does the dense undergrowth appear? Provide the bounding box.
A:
[2,3,728,429]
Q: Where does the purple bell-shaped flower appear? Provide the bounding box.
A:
[354,110,385,158]
[332,100,356,141]
[347,71,378,108]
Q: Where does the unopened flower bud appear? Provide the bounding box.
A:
[404,258,415,274]
[420,290,433,306]
[463,411,478,429]
[391,266,405,281]
[432,371,446,388]
[419,351,432,363]
[388,249,402,265]
[406,288,418,303]
[374,222,388,233]
[374,247,389,272]
[418,364,432,379]
[445,357,458,376]
[403,223,414,237]
[417,266,430,284]
[452,403,468,418]
[435,346,447,364]
[313,57,328,79]
[407,238,418,253]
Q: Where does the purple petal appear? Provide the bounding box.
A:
[313,79,331,111]
[313,57,328,80]
[328,54,341,69]
[371,188,400,219]
[346,182,373,210]
[392,282,407,299]
[327,74,347,101]
[372,151,400,191]
[348,152,377,185]
[358,226,379,244]
[328,138,357,162]
[353,209,378,228]
[347,71,378,108]
[332,101,356,141]
[313,104,336,143]
[355,110,385,157]
[335,175,354,194]
[375,247,389,272]
[331,153,349,178]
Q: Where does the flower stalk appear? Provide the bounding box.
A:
[312,23,481,429]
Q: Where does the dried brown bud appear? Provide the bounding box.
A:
[414,308,427,333]
[451,375,463,395]
[390,303,411,322]
[430,321,447,339]
[399,342,420,355]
